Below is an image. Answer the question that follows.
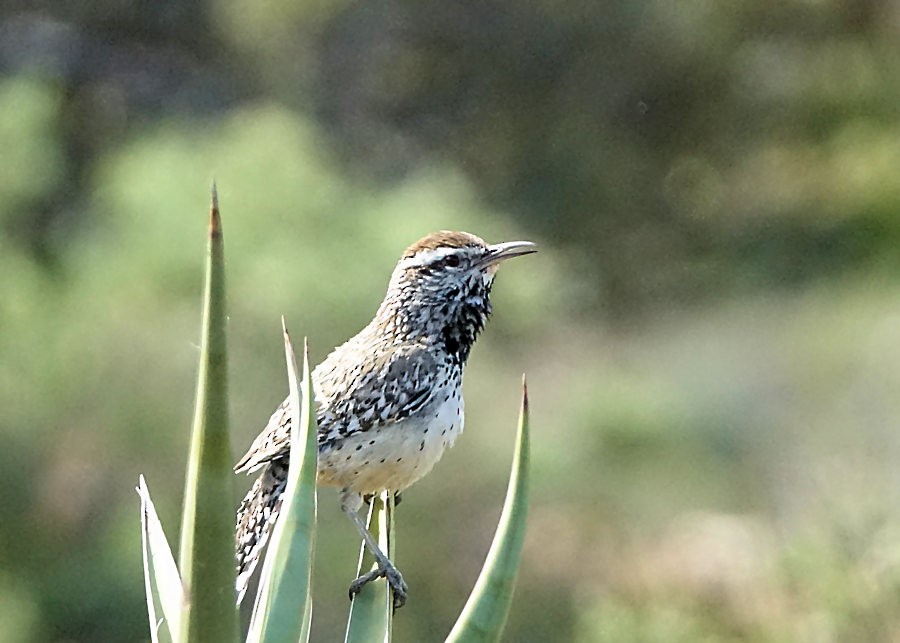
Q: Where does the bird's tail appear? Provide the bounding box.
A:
[235,459,289,604]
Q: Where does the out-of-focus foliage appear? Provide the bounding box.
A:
[3,0,900,641]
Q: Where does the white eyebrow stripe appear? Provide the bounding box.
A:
[397,247,459,269]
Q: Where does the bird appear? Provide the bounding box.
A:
[234,230,536,608]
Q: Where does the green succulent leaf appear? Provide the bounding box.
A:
[177,185,239,643]
[138,474,184,643]
[446,378,531,643]
[246,328,318,643]
[344,491,395,643]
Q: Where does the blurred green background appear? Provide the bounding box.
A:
[3,1,900,641]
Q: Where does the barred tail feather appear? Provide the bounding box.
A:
[235,460,289,604]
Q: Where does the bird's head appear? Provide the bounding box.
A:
[375,231,536,358]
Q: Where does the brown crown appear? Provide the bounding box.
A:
[402,231,487,259]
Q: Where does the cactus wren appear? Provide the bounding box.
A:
[234,230,536,608]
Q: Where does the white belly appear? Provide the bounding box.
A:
[317,390,464,495]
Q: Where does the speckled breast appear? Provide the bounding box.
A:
[316,383,465,494]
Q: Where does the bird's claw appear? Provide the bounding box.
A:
[348,563,408,610]
[385,566,408,610]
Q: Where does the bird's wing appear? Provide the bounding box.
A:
[233,343,439,473]
[316,342,439,448]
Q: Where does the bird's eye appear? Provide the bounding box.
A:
[442,255,461,268]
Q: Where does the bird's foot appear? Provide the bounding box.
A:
[348,561,408,610]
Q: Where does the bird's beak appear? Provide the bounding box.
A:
[481,240,538,267]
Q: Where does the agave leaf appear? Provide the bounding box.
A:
[344,491,394,643]
[178,185,238,642]
[140,483,161,643]
[246,327,318,643]
[138,474,184,643]
[445,378,531,643]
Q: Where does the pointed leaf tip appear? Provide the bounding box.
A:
[209,182,222,238]
[521,374,528,411]
[138,474,185,642]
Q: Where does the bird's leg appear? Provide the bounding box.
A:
[341,490,408,610]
